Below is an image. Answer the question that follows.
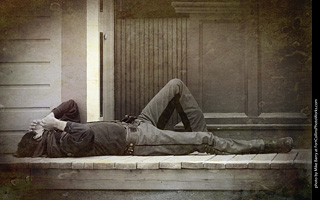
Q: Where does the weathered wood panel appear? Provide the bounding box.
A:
[114,18,188,127]
[201,21,245,113]
[0,1,62,153]
[248,153,277,169]
[171,1,311,147]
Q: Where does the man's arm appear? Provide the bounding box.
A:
[40,112,67,131]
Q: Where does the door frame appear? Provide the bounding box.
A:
[87,0,115,121]
[100,0,115,121]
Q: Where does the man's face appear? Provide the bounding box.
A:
[15,131,40,157]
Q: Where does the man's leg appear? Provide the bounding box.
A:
[133,122,292,156]
[52,99,81,122]
[135,79,262,155]
[208,136,293,155]
[138,79,207,132]
[134,79,292,155]
[133,122,212,155]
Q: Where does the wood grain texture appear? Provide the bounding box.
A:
[248,153,277,169]
[0,0,62,154]
[114,18,188,126]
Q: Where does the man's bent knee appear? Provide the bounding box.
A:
[167,78,185,88]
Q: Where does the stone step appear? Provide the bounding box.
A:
[0,149,311,191]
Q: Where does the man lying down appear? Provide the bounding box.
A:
[15,79,293,158]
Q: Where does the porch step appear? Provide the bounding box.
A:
[0,149,311,191]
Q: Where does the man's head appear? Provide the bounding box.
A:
[15,131,40,157]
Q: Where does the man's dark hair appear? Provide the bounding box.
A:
[15,131,39,157]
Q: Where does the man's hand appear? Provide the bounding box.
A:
[29,119,42,131]
[40,112,58,130]
[40,112,67,131]
[33,129,44,141]
[29,119,44,140]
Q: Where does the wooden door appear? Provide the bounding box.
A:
[184,2,260,121]
[172,1,312,147]
[0,0,62,153]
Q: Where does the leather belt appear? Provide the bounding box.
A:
[123,120,141,155]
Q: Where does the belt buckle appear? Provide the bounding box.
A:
[126,143,134,155]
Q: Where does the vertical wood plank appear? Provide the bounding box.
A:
[181,18,187,83]
[129,19,135,115]
[120,19,126,118]
[115,19,121,119]
[125,19,131,114]
[139,19,145,113]
[153,18,160,93]
[172,18,180,127]
[158,19,164,90]
[172,18,177,78]
[144,20,149,107]
[168,18,173,80]
[163,18,168,85]
[135,19,140,115]
[177,18,182,80]
[149,19,154,101]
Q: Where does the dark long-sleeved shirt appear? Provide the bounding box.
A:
[88,122,127,155]
[62,121,127,156]
[35,100,127,157]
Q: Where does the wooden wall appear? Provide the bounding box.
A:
[114,0,312,147]
[0,0,62,153]
[0,0,88,154]
[114,17,188,125]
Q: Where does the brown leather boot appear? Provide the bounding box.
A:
[264,137,293,153]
